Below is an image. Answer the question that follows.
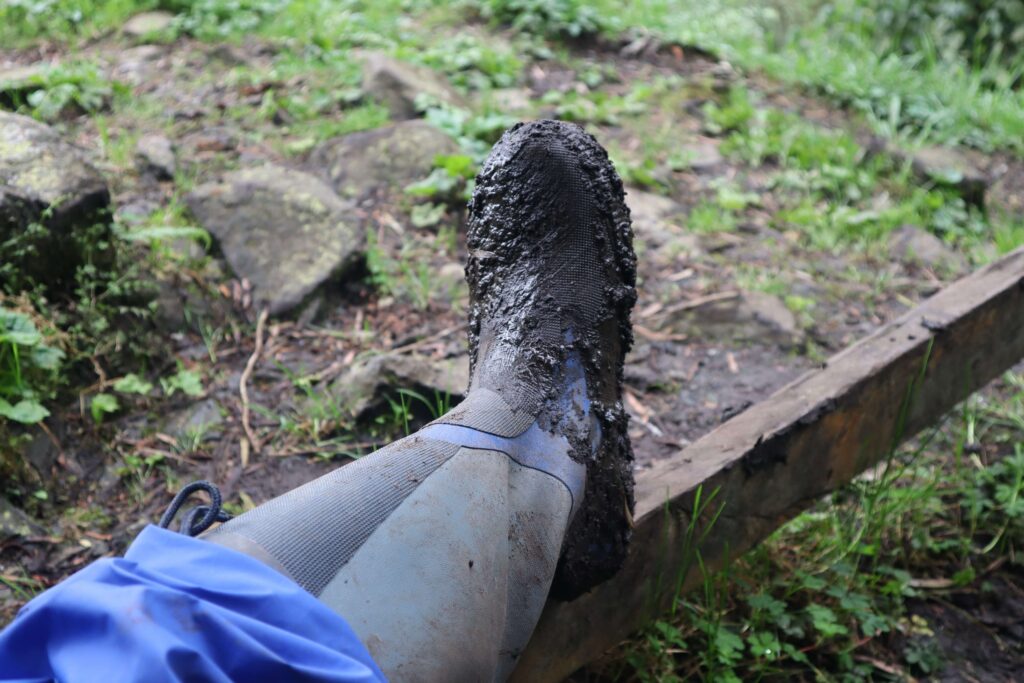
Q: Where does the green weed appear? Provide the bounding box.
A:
[1,62,125,122]
[472,0,612,39]
[686,202,737,234]
[413,33,523,90]
[610,368,1024,680]
[0,0,155,44]
[0,303,64,425]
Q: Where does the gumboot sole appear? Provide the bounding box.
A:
[466,120,638,600]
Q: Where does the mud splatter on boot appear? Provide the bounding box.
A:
[464,119,637,599]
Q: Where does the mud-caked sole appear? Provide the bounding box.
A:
[466,120,638,599]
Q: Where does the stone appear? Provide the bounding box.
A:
[436,261,468,301]
[0,64,46,108]
[308,120,458,200]
[122,11,175,39]
[135,133,175,180]
[22,427,60,479]
[154,278,187,331]
[910,146,988,206]
[206,44,250,67]
[161,399,224,442]
[678,138,723,172]
[186,165,363,316]
[0,112,111,287]
[113,45,167,85]
[180,126,238,154]
[669,291,803,348]
[360,51,464,120]
[323,353,469,420]
[627,189,699,257]
[987,173,1024,217]
[0,497,44,541]
[489,88,532,113]
[890,225,966,274]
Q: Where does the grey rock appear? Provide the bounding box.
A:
[123,11,175,39]
[186,165,362,316]
[627,189,699,257]
[669,291,803,348]
[0,64,47,107]
[323,353,469,420]
[910,146,988,206]
[113,45,166,85]
[0,112,109,218]
[0,112,110,285]
[0,497,44,541]
[489,88,532,113]
[986,170,1024,217]
[162,399,224,442]
[678,138,724,172]
[135,134,175,180]
[23,427,60,479]
[206,44,250,67]
[360,51,464,120]
[890,225,966,274]
[436,261,467,300]
[180,126,238,155]
[154,278,187,331]
[309,120,458,200]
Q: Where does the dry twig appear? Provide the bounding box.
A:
[239,308,269,465]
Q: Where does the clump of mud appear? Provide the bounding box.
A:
[466,119,637,599]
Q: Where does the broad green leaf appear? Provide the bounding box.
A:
[435,153,476,179]
[30,345,64,371]
[0,308,41,347]
[410,202,446,229]
[90,393,120,423]
[748,631,781,660]
[113,373,153,396]
[806,603,848,638]
[0,398,49,424]
[161,367,204,397]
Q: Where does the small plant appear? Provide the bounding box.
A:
[686,201,738,234]
[0,304,63,425]
[422,104,516,161]
[160,364,204,398]
[163,0,288,40]
[1,62,124,122]
[415,33,523,90]
[474,0,611,38]
[703,86,757,135]
[117,451,166,506]
[406,153,478,205]
[903,637,943,675]
[364,233,439,311]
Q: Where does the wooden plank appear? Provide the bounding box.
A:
[512,247,1024,681]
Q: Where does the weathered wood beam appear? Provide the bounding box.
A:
[513,247,1024,681]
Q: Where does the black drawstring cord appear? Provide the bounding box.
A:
[158,480,232,536]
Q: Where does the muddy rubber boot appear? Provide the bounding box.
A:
[204,119,636,681]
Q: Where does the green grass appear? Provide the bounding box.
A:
[696,84,1016,254]
[594,372,1024,681]
[591,0,1024,155]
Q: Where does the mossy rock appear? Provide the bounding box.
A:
[359,51,465,121]
[308,120,458,201]
[322,353,469,420]
[186,165,363,316]
[0,112,111,290]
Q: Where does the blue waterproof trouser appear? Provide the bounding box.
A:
[0,526,385,682]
